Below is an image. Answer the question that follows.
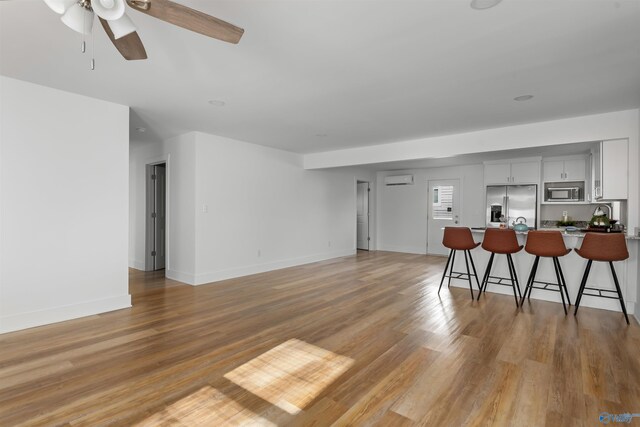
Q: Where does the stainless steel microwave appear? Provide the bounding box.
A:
[546,187,581,202]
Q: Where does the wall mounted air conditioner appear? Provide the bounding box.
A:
[384,175,414,186]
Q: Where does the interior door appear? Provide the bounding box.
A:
[356,182,369,250]
[427,179,460,255]
[146,163,166,271]
[154,164,166,270]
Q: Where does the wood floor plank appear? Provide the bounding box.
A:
[0,251,637,426]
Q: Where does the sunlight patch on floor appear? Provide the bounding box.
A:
[224,338,354,414]
[133,385,276,426]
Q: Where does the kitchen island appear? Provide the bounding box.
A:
[448,229,640,314]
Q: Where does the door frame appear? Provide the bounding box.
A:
[356,180,370,251]
[426,177,463,255]
[144,155,171,272]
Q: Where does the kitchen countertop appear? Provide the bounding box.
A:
[469,227,640,240]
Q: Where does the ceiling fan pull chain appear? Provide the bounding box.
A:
[90,28,95,70]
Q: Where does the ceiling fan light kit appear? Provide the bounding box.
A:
[43,0,77,14]
[60,3,94,34]
[42,0,244,63]
[91,0,125,21]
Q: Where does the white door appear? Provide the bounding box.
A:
[356,182,369,250]
[427,179,460,255]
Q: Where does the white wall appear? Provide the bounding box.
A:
[129,131,375,285]
[376,165,484,254]
[0,76,130,333]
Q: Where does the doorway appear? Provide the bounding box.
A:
[427,179,460,255]
[145,163,166,271]
[356,181,370,250]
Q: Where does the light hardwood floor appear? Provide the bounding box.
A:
[1,251,639,426]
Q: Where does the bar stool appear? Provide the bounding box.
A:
[520,230,572,314]
[477,228,523,307]
[574,233,630,325]
[438,227,481,299]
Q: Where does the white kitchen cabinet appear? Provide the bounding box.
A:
[542,157,587,182]
[484,163,512,185]
[484,159,540,185]
[563,158,586,181]
[512,161,541,183]
[592,139,628,200]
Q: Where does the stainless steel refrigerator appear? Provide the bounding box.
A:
[486,185,537,229]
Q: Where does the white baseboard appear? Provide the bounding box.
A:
[166,269,197,285]
[0,294,132,334]
[129,259,145,270]
[378,245,426,255]
[193,249,356,286]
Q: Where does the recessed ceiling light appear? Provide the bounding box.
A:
[208,99,226,107]
[514,95,534,101]
[136,127,146,132]
[470,0,502,10]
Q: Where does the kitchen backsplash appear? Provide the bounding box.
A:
[540,201,628,227]
[541,220,589,228]
[540,204,604,222]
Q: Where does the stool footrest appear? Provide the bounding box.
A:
[582,286,623,300]
[444,271,475,280]
[485,275,515,287]
[530,280,563,292]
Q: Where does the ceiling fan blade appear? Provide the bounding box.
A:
[100,18,148,60]
[126,0,244,44]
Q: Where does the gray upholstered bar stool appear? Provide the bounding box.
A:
[477,228,523,307]
[574,233,630,325]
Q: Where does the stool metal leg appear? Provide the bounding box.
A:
[467,250,481,291]
[447,250,457,288]
[463,250,475,300]
[521,256,539,306]
[554,257,572,305]
[552,256,568,315]
[507,254,523,300]
[609,261,630,325]
[478,252,495,300]
[505,254,520,307]
[438,249,454,294]
[574,260,593,315]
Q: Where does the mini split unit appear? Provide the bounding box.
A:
[384,175,414,186]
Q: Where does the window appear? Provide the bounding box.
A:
[432,185,454,220]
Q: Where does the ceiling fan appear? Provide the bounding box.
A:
[42,0,244,60]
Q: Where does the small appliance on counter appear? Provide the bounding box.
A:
[512,217,529,232]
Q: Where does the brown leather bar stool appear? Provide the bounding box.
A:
[477,228,523,307]
[438,227,481,299]
[520,231,572,314]
[574,233,630,324]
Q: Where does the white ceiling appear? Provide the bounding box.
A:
[2,0,640,153]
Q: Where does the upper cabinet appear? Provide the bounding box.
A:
[542,157,587,182]
[592,139,628,200]
[484,158,541,185]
